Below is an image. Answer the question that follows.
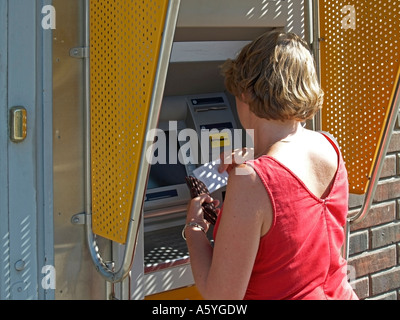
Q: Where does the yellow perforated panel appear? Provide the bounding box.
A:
[90,0,169,243]
[319,0,400,194]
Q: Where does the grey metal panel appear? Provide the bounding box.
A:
[36,0,55,300]
[0,0,10,300]
[52,0,108,300]
[177,0,288,28]
[176,0,305,37]
[286,0,306,38]
[7,0,39,300]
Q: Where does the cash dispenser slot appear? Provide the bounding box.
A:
[194,105,228,112]
[192,96,228,112]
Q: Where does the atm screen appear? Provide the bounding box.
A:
[147,131,188,190]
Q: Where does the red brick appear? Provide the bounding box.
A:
[388,131,400,153]
[380,155,396,178]
[370,291,398,300]
[397,243,400,264]
[348,193,365,208]
[371,267,400,296]
[374,178,400,202]
[349,230,369,255]
[371,223,400,249]
[398,200,400,220]
[350,201,396,231]
[348,246,397,278]
[397,243,400,265]
[351,276,369,300]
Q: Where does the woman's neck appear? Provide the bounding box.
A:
[252,119,305,158]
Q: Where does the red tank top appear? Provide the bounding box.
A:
[214,133,358,300]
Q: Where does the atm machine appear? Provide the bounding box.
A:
[140,93,240,298]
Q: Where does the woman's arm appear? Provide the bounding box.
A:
[185,164,272,299]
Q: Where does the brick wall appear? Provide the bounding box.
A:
[347,117,400,300]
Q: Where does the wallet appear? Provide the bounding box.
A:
[185,176,218,225]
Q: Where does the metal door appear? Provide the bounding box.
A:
[0,0,54,300]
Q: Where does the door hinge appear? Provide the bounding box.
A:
[69,47,89,59]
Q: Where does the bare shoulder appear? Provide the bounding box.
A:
[222,164,273,235]
[303,130,339,197]
[225,164,262,199]
[307,130,338,167]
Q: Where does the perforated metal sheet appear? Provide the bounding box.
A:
[319,0,400,194]
[90,0,169,243]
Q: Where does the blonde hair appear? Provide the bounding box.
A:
[222,30,323,121]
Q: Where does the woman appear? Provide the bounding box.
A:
[183,31,358,300]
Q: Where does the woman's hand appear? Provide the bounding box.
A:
[186,194,220,232]
[218,147,254,174]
